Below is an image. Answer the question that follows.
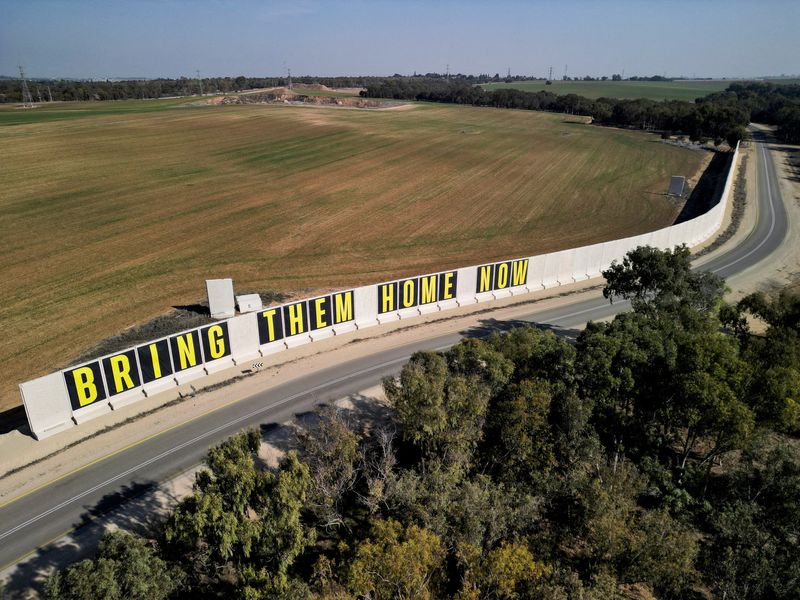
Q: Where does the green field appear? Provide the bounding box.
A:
[480,79,738,101]
[0,98,706,410]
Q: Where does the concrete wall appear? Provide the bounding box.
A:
[19,144,739,440]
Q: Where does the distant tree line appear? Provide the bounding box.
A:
[0,73,690,102]
[3,74,798,143]
[362,78,800,144]
[43,246,800,600]
[0,75,382,103]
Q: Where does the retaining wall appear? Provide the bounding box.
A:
[19,144,739,440]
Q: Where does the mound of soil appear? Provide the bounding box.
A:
[220,92,389,109]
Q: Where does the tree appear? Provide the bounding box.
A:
[725,289,800,432]
[163,432,314,595]
[457,541,550,599]
[297,406,360,529]
[482,378,555,486]
[346,520,446,600]
[602,245,725,314]
[45,531,182,600]
[488,326,575,390]
[445,338,514,395]
[384,351,490,469]
[386,463,540,550]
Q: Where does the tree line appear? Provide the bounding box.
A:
[361,78,800,145]
[41,246,800,600]
[0,73,689,103]
[4,73,798,144]
[0,76,380,103]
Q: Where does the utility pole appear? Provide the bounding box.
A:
[196,70,203,96]
[18,65,33,107]
[287,67,292,90]
[446,64,450,81]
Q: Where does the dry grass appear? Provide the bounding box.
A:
[0,100,705,411]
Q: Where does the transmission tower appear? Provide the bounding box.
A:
[548,66,553,81]
[507,67,511,79]
[287,67,292,89]
[446,64,450,81]
[196,70,204,96]
[47,86,53,102]
[18,65,33,107]
[563,64,568,80]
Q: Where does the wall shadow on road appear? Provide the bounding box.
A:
[2,478,177,599]
[461,318,583,344]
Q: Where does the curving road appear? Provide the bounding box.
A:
[0,131,788,594]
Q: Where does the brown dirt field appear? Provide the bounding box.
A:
[0,101,705,411]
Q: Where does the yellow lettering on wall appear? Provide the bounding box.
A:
[441,272,455,299]
[402,280,416,308]
[176,334,197,370]
[262,309,278,342]
[512,259,529,286]
[207,325,225,359]
[72,367,98,407]
[334,291,353,323]
[314,298,329,329]
[479,265,493,293]
[420,275,437,304]
[381,284,395,313]
[496,263,509,288]
[148,344,162,379]
[288,304,305,335]
[110,355,134,393]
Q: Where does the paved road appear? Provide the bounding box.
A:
[0,132,787,594]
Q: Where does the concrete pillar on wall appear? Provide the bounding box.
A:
[354,286,379,329]
[456,267,478,305]
[667,221,689,248]
[206,279,236,319]
[582,243,605,280]
[526,254,546,290]
[649,227,672,251]
[19,373,74,440]
[541,251,562,288]
[229,313,261,363]
[571,245,594,281]
[556,250,576,285]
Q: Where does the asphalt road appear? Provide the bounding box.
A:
[0,132,787,594]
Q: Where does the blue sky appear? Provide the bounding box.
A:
[2,0,798,79]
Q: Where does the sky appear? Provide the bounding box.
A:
[2,0,798,80]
